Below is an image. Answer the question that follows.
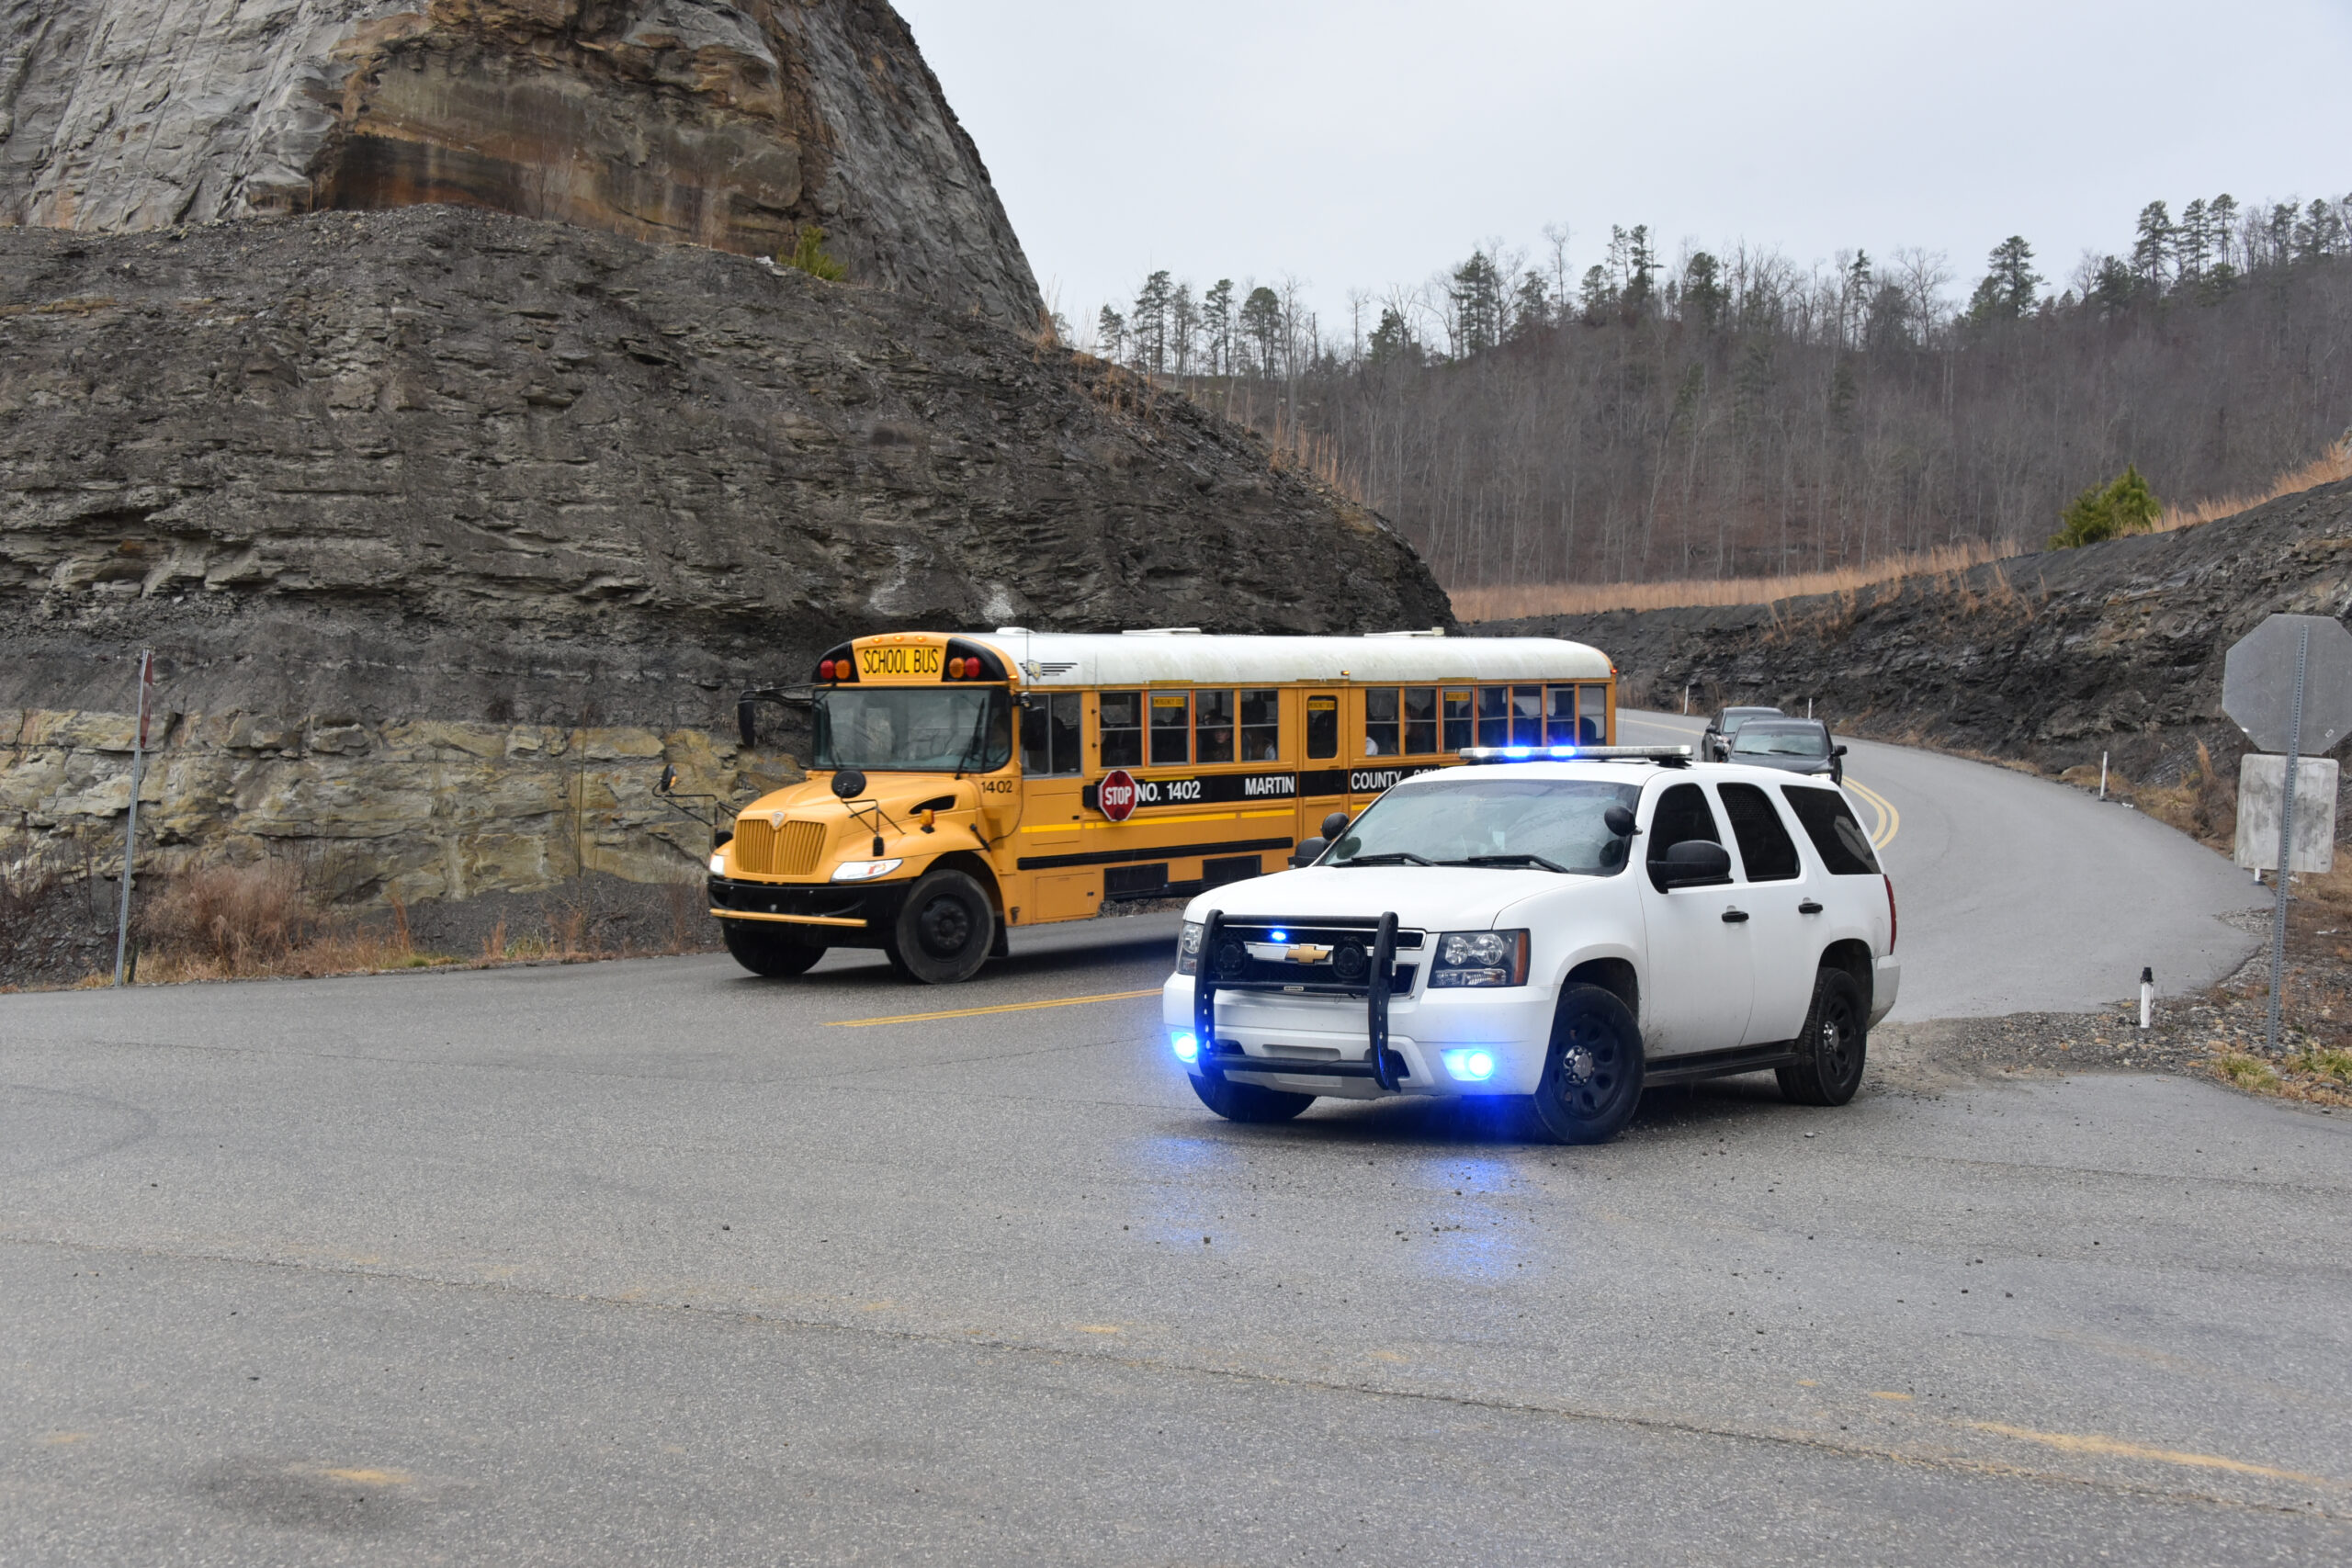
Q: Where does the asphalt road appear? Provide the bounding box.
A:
[4,740,2344,1564]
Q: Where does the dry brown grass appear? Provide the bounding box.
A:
[2150,438,2352,534]
[1452,437,2352,621]
[1453,538,2017,621]
[133,862,448,983]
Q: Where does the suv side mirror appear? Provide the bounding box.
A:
[1653,839,1732,889]
[1320,810,1351,840]
[1291,837,1328,867]
[1832,744,1848,757]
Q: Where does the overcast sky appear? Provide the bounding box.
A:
[893,0,2352,341]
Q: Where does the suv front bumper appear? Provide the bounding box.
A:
[1161,973,1555,1098]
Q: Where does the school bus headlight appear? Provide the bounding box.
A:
[708,852,726,875]
[831,858,905,883]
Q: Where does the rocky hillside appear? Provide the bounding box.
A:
[0,0,1040,323]
[1479,476,2352,789]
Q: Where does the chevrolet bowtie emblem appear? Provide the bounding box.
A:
[1283,944,1333,964]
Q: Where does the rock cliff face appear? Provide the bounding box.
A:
[0,0,1041,323]
[0,206,1452,908]
[1476,477,2352,784]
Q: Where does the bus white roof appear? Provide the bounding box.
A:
[959,630,1612,688]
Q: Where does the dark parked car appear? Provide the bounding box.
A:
[1725,718,1847,783]
[1702,705,1783,761]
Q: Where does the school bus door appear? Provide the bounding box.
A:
[1019,692,1093,920]
[1298,691,1346,853]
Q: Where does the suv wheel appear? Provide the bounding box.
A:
[1189,1073,1315,1123]
[1532,983,1645,1144]
[723,921,826,977]
[883,868,996,984]
[1777,968,1867,1105]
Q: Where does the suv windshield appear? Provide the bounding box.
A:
[1732,725,1829,758]
[1329,777,1642,874]
[814,688,1012,772]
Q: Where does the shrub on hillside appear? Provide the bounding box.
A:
[2051,464,2162,548]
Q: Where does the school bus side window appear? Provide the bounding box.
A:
[1580,683,1608,743]
[1404,687,1438,753]
[1546,685,1580,745]
[1477,686,1510,747]
[1363,688,1399,757]
[1149,692,1190,764]
[1021,693,1084,776]
[1099,692,1142,768]
[1240,690,1280,761]
[1306,694,1339,759]
[1442,689,1474,751]
[1195,690,1235,763]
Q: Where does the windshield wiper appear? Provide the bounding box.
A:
[1335,852,1432,867]
[1442,853,1571,873]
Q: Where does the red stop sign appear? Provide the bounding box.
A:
[1098,768,1140,822]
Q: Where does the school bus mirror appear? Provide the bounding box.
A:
[832,768,867,800]
[1320,811,1351,840]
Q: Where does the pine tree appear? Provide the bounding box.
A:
[2176,198,2209,286]
[1578,264,1616,323]
[1366,307,1419,367]
[1095,305,1126,363]
[1202,279,1236,377]
[1623,224,1660,313]
[1169,281,1199,376]
[1448,250,1506,355]
[1967,236,2041,322]
[1130,270,1173,373]
[2130,201,2174,291]
[1509,270,1553,341]
[1680,252,1727,330]
[781,224,848,282]
[1239,286,1283,378]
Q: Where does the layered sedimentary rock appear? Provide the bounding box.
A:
[0,0,1041,323]
[0,207,1453,897]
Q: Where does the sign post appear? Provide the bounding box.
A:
[2222,615,2352,1052]
[112,650,154,987]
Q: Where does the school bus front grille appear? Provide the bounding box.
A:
[732,818,829,877]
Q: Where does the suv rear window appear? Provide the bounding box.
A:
[1781,786,1880,874]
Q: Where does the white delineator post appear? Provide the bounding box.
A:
[2266,626,2310,1054]
[2139,966,2154,1031]
[112,650,154,987]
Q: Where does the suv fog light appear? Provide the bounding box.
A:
[1442,1048,1497,1082]
[1170,1030,1199,1065]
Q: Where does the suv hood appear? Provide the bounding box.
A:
[1185,863,1612,932]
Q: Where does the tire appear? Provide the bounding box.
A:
[722,920,826,977]
[1531,983,1646,1145]
[882,867,996,984]
[1777,968,1868,1106]
[1189,1073,1315,1123]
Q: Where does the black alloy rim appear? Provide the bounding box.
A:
[916,893,975,957]
[1819,996,1860,1085]
[1555,1012,1628,1118]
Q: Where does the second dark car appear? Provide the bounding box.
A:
[1725,717,1847,783]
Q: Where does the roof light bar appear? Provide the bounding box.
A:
[1460,745,1694,766]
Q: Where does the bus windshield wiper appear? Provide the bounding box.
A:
[1335,852,1432,866]
[1442,853,1571,873]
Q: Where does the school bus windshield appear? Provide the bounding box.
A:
[814,688,1012,773]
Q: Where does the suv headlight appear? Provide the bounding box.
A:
[1176,919,1204,976]
[831,858,904,883]
[1430,929,1530,987]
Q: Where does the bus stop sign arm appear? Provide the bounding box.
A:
[2222,614,2352,1053]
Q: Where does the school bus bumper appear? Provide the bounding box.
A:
[707,874,910,941]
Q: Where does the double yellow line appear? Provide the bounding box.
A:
[1845,776,1901,852]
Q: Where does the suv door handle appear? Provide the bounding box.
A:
[1798,899,1824,915]
[1721,908,1750,923]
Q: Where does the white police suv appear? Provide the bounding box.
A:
[1160,747,1899,1144]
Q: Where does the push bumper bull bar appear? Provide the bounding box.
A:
[1193,908,1412,1089]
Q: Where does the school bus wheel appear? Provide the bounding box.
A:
[722,920,827,978]
[884,867,996,985]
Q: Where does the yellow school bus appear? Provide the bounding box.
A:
[706,628,1615,981]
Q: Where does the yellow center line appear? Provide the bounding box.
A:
[828,987,1162,1028]
[1845,777,1901,852]
[1967,1422,2335,1487]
